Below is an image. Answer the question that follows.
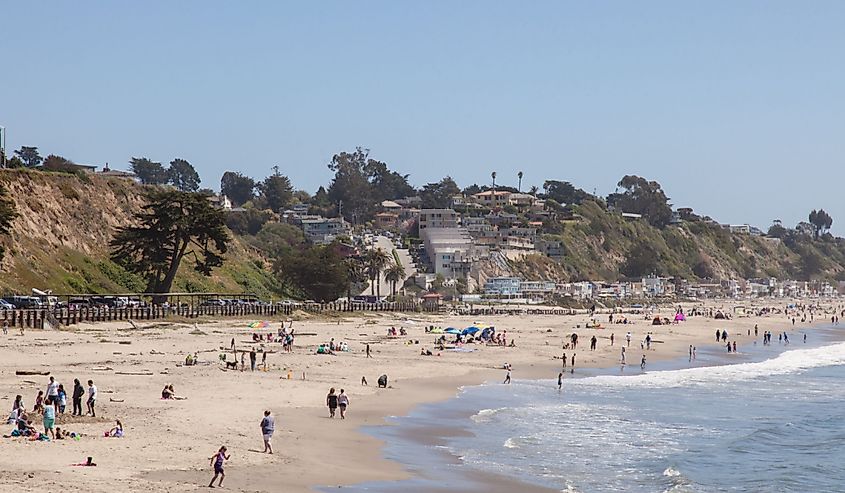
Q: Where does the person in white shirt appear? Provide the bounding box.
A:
[45,376,59,413]
[337,390,350,419]
[86,380,97,417]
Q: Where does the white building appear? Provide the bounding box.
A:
[419,209,459,230]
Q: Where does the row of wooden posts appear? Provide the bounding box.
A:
[0,302,578,330]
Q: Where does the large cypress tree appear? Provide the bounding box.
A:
[110,189,229,299]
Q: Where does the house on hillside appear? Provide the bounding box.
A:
[419,209,459,230]
[99,163,137,180]
[300,216,351,244]
[471,190,511,207]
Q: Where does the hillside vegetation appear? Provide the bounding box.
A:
[510,200,845,283]
[0,170,280,297]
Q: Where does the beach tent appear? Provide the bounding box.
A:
[674,313,686,322]
[429,327,444,334]
[462,327,481,336]
[444,328,462,335]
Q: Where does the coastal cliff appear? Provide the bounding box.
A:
[0,169,279,296]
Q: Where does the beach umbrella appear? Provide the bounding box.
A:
[462,327,481,335]
[248,321,270,328]
[444,327,461,335]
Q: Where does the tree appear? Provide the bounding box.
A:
[517,171,523,192]
[327,147,375,222]
[606,175,673,228]
[621,241,660,278]
[365,248,390,297]
[167,158,201,192]
[275,244,349,302]
[0,184,19,261]
[42,154,77,172]
[419,176,460,209]
[110,189,229,299]
[4,156,25,168]
[344,256,368,300]
[258,174,294,213]
[383,261,406,297]
[130,157,168,185]
[542,180,589,205]
[808,209,833,239]
[220,171,256,206]
[226,208,273,236]
[364,159,415,202]
[14,146,42,168]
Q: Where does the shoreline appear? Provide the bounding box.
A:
[340,322,845,493]
[0,302,836,492]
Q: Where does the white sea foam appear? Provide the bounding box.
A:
[576,341,845,389]
[471,407,504,423]
[663,466,682,477]
[503,437,520,449]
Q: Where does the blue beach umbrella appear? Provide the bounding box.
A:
[444,327,461,335]
[462,327,481,335]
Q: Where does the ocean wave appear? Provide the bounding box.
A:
[576,342,845,389]
[471,407,505,423]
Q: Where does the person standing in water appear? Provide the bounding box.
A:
[503,368,511,384]
[621,347,626,364]
[640,355,646,369]
[558,372,563,390]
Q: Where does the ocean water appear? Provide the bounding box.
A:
[343,328,845,493]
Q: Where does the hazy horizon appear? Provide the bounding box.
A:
[2,2,843,233]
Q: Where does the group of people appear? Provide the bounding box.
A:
[7,377,99,441]
[326,388,350,418]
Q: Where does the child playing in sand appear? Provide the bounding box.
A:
[208,446,230,488]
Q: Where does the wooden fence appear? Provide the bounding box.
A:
[1,301,425,329]
[0,302,580,330]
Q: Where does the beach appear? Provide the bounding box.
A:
[0,301,836,492]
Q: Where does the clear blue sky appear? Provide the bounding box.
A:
[3,2,843,233]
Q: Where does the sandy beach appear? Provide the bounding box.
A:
[0,301,836,492]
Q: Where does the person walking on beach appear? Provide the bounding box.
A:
[689,345,693,362]
[503,369,511,384]
[366,343,372,358]
[562,352,567,368]
[610,333,614,346]
[72,379,84,416]
[716,329,720,342]
[640,355,646,370]
[590,335,597,351]
[571,354,576,368]
[732,341,737,352]
[260,410,274,454]
[208,446,230,488]
[338,389,349,419]
[327,388,338,418]
[558,372,563,390]
[86,380,97,417]
[249,349,257,371]
[755,325,758,337]
[626,332,631,347]
[693,346,696,359]
[621,347,626,365]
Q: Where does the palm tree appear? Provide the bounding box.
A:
[529,185,539,196]
[517,171,523,192]
[383,261,407,298]
[365,248,390,298]
[344,257,367,301]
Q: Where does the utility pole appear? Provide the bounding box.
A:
[0,126,6,168]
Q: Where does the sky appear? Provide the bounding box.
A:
[2,2,843,233]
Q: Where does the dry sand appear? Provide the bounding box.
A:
[0,301,837,492]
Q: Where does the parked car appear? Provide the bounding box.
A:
[0,299,15,310]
